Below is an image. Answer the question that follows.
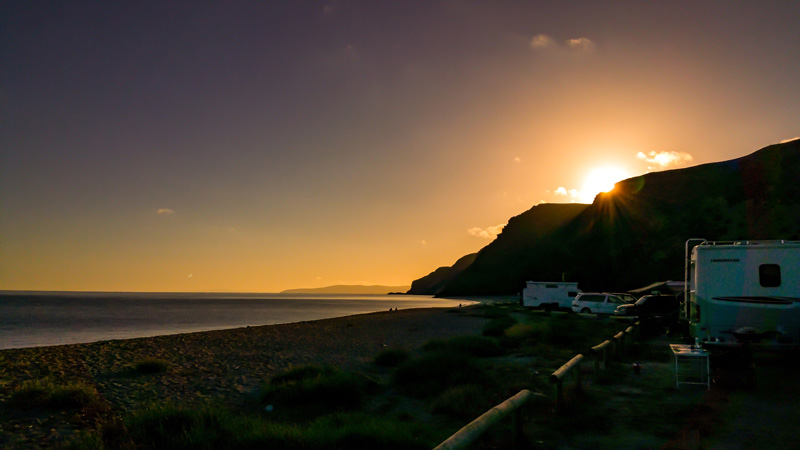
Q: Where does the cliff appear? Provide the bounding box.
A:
[415,140,800,296]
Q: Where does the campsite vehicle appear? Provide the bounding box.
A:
[521,281,581,311]
[685,240,800,347]
[571,293,632,315]
[615,294,680,323]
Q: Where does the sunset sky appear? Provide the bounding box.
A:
[2,1,798,293]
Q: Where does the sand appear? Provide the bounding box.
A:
[0,306,486,448]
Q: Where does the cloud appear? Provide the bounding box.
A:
[530,34,555,49]
[420,240,428,246]
[468,224,506,240]
[157,208,175,215]
[637,151,694,169]
[780,137,800,143]
[566,37,595,52]
[530,34,596,53]
[513,156,521,163]
[554,187,580,199]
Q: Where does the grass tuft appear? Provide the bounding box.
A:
[393,351,490,397]
[422,335,504,358]
[373,348,410,368]
[482,316,518,337]
[9,380,99,409]
[123,405,438,450]
[260,365,375,416]
[430,384,493,418]
[133,358,169,374]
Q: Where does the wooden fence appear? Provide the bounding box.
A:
[432,321,640,449]
[432,389,542,450]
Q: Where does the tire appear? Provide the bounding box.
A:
[581,308,591,314]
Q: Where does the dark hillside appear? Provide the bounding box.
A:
[430,140,800,296]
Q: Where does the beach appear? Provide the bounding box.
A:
[0,306,486,448]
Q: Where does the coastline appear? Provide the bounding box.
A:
[0,306,488,448]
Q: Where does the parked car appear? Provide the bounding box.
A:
[615,295,680,321]
[571,293,632,315]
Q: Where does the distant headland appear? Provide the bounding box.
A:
[280,285,412,295]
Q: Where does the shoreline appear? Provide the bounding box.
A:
[0,295,480,351]
[0,305,488,400]
[0,305,489,447]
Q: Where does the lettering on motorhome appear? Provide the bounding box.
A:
[710,258,740,262]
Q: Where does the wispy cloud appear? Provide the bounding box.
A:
[780,136,800,143]
[530,34,595,52]
[530,34,555,49]
[566,37,595,52]
[157,208,175,215]
[513,156,521,163]
[637,151,694,169]
[468,224,505,240]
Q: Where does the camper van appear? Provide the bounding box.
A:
[686,240,800,347]
[521,281,581,311]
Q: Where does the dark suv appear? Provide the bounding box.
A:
[615,295,679,322]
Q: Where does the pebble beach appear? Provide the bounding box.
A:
[0,306,487,449]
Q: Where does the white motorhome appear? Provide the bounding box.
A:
[522,281,581,311]
[685,240,800,347]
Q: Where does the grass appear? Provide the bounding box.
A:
[133,358,169,374]
[260,365,377,417]
[9,380,100,409]
[392,350,491,397]
[481,315,518,337]
[430,384,494,418]
[421,335,504,357]
[372,348,410,368]
[119,406,441,450]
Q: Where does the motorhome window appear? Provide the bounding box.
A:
[568,291,578,297]
[546,284,558,288]
[759,264,781,287]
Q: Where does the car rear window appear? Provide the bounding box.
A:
[579,294,604,302]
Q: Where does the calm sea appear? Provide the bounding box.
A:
[0,291,472,350]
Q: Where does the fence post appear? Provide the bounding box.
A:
[433,390,538,450]
[550,354,584,412]
[613,331,625,354]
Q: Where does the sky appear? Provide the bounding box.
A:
[2,1,799,293]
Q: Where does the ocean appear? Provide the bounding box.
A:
[0,291,473,350]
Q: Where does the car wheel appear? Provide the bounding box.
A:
[581,308,591,314]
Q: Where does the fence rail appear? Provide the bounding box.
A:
[550,353,584,411]
[432,389,540,450]
[433,321,640,449]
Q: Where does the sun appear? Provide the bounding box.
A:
[579,166,630,203]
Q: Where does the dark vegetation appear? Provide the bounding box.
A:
[409,141,800,295]
[39,303,686,450]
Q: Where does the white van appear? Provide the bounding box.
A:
[521,281,581,311]
[572,293,631,315]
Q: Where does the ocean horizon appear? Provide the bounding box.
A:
[0,291,473,350]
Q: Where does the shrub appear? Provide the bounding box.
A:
[134,358,169,374]
[260,365,375,414]
[373,348,410,368]
[430,384,493,418]
[124,407,438,450]
[422,335,503,358]
[9,380,99,409]
[482,316,517,337]
[505,322,549,341]
[393,351,490,397]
